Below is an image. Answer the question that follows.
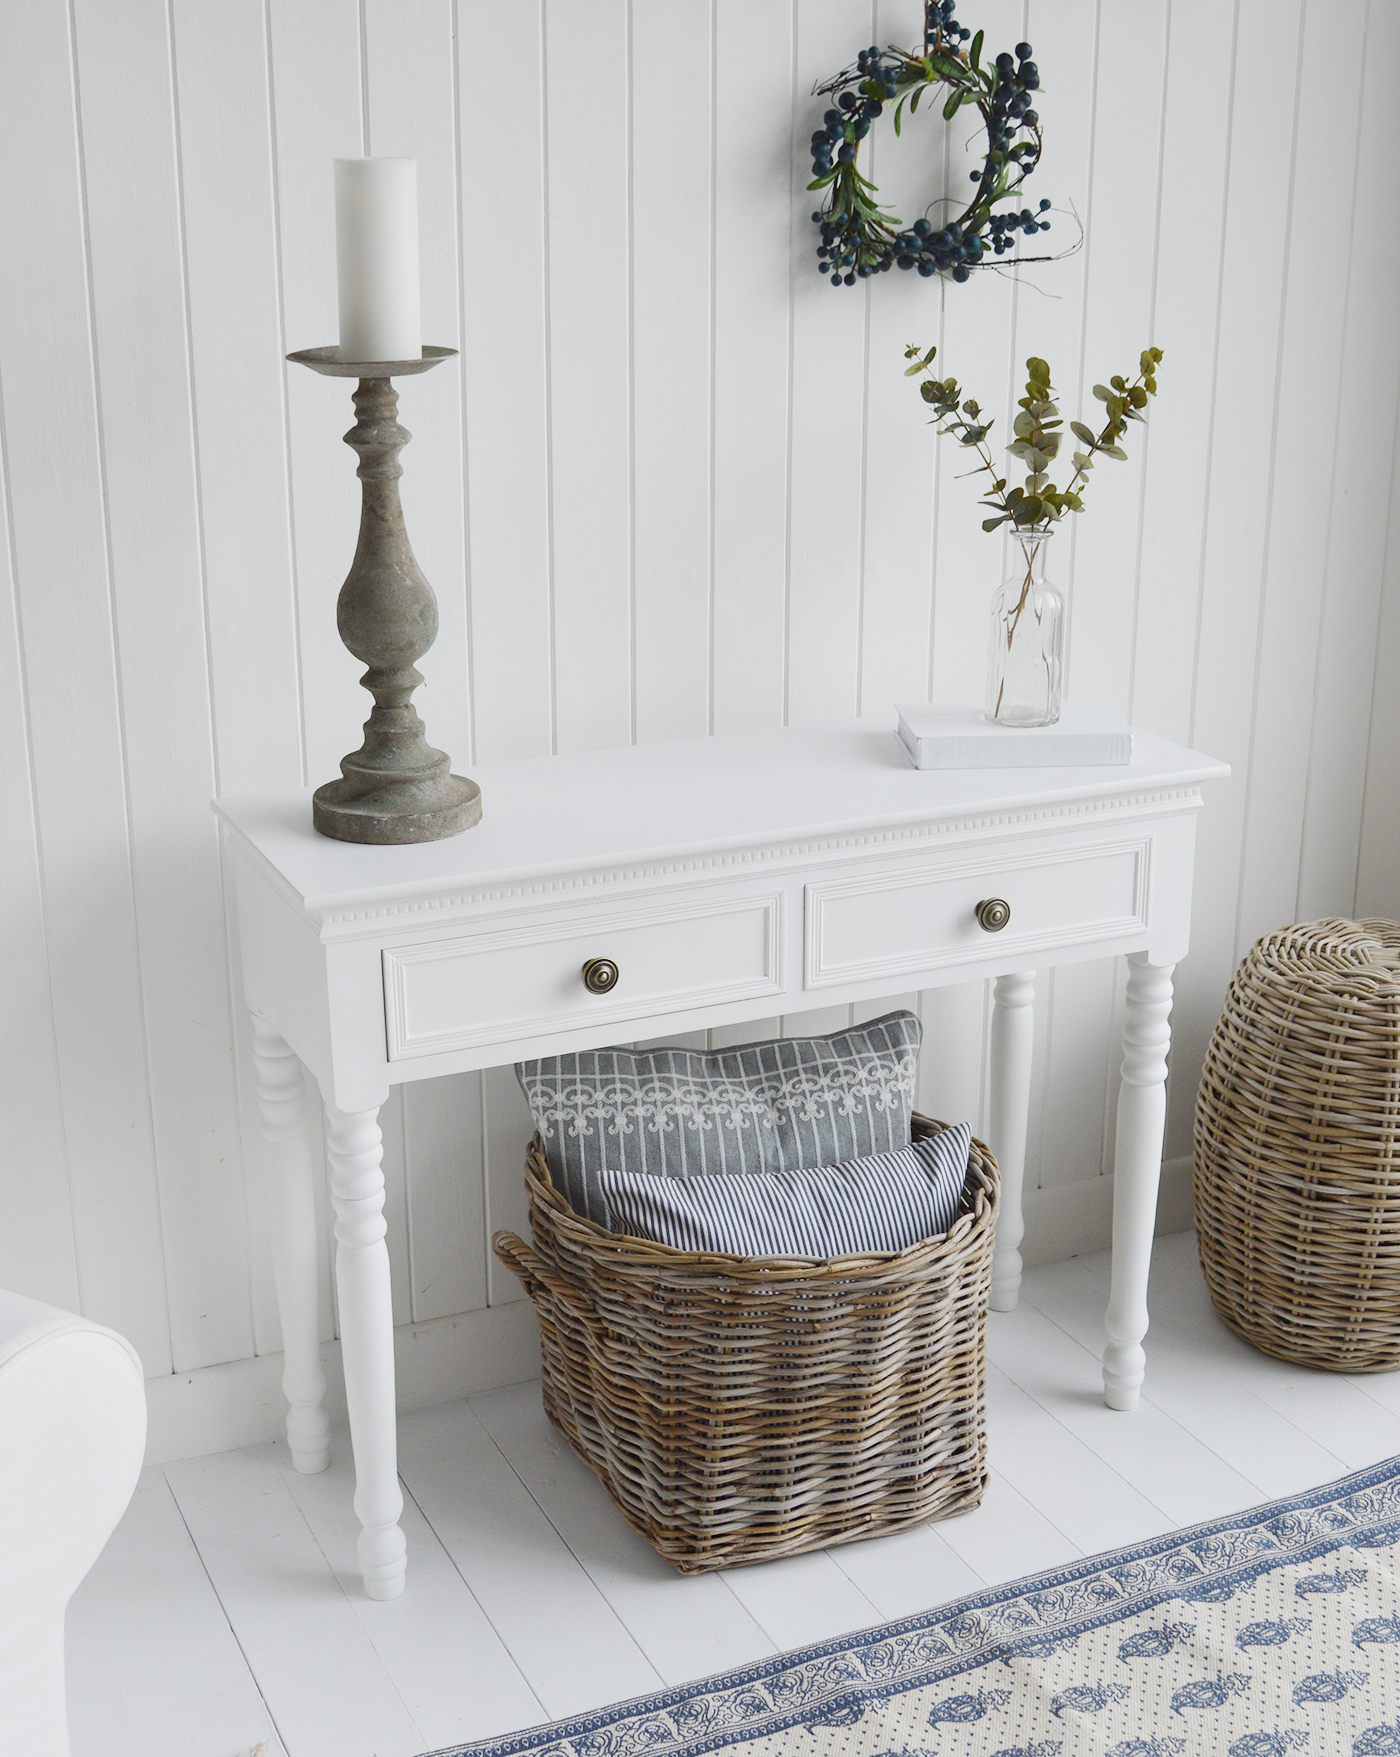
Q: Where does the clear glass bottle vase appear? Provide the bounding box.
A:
[985,528,1064,727]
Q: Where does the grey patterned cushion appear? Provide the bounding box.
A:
[515,1009,921,1229]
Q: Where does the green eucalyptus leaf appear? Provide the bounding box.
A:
[1026,357,1051,384]
[1093,384,1112,401]
[1072,451,1093,471]
[1064,491,1084,510]
[1101,443,1128,461]
[1013,411,1035,439]
[1070,421,1097,445]
[983,515,1009,531]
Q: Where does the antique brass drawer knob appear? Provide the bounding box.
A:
[582,957,620,994]
[975,898,1011,933]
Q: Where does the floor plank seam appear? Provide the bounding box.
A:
[449,1399,665,1688]
[396,1468,552,1731]
[157,1463,292,1757]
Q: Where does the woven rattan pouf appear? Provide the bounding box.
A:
[1194,917,1400,1372]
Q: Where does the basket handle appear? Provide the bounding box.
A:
[492,1232,599,1333]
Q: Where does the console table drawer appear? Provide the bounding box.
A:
[382,891,784,1060]
[805,839,1149,988]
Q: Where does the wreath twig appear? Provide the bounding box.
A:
[808,0,1051,286]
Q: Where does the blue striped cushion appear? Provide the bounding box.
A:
[599,1122,972,1258]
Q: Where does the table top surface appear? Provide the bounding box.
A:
[213,714,1229,914]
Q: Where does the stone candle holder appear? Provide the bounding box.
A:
[288,345,481,844]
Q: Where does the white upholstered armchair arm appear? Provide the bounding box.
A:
[0,1291,145,1757]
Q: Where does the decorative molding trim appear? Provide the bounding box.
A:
[382,891,784,1060]
[142,1300,539,1466]
[303,787,1206,937]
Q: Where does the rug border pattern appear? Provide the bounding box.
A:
[420,1456,1400,1757]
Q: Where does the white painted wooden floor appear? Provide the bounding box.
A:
[67,1232,1400,1757]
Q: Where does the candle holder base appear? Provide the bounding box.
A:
[313,773,482,845]
[290,343,479,846]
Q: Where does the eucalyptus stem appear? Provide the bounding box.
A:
[903,342,1163,535]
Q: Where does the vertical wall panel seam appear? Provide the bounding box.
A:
[1186,0,1243,745]
[450,0,478,769]
[1295,0,1371,923]
[0,367,82,1307]
[625,0,638,748]
[1354,395,1400,919]
[706,0,718,737]
[1061,0,1103,682]
[1127,0,1174,725]
[165,0,257,1343]
[64,0,173,1350]
[261,0,310,786]
[1353,4,1400,918]
[539,0,559,755]
[1228,0,1308,969]
[851,0,876,720]
[781,0,798,727]
[357,0,371,153]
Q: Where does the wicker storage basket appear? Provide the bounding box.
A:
[1194,918,1400,1372]
[492,1114,998,1573]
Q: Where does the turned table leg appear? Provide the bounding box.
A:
[324,1099,406,1600]
[988,970,1036,1312]
[251,1018,330,1474]
[1103,953,1176,1411]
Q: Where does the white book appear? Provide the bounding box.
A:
[895,700,1134,769]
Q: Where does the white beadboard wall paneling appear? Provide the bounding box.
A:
[170,0,304,799]
[1169,0,1304,1160]
[268,0,366,791]
[456,0,553,764]
[710,0,793,735]
[6,0,1400,1446]
[926,0,1019,711]
[1233,0,1368,958]
[0,0,171,1370]
[72,0,255,1375]
[363,0,473,778]
[1302,0,1400,923]
[0,377,78,1311]
[786,0,873,727]
[404,1071,487,1324]
[1356,452,1400,921]
[170,0,305,1355]
[1130,0,1232,749]
[855,0,937,717]
[633,0,714,745]
[546,0,634,756]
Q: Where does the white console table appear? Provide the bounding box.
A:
[215,717,1226,1600]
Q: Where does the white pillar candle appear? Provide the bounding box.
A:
[334,158,422,362]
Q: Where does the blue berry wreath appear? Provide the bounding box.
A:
[809,0,1052,286]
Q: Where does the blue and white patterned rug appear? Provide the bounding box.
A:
[424,1457,1400,1757]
